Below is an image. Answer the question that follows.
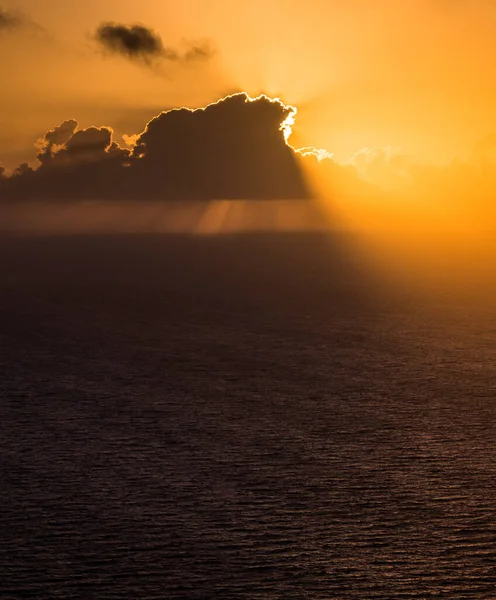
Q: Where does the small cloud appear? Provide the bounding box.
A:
[296,146,334,162]
[36,119,79,165]
[93,22,215,67]
[39,122,129,167]
[0,7,25,32]
[183,42,215,62]
[95,22,167,63]
[349,146,411,189]
[0,6,45,36]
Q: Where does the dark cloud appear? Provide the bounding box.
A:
[12,162,33,177]
[0,6,44,36]
[95,23,166,63]
[128,93,308,200]
[0,93,310,201]
[41,125,128,167]
[36,119,78,165]
[94,22,214,65]
[0,7,25,31]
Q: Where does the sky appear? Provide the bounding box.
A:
[1,0,496,299]
[2,0,496,171]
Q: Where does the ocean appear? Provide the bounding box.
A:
[0,232,494,599]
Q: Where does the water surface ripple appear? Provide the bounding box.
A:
[0,234,494,599]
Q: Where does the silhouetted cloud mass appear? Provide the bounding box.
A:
[0,93,311,201]
[94,22,214,65]
[13,163,33,177]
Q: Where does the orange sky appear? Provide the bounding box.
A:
[2,0,496,170]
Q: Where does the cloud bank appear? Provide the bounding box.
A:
[0,93,310,201]
[1,89,496,237]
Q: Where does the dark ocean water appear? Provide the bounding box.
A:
[0,233,494,599]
